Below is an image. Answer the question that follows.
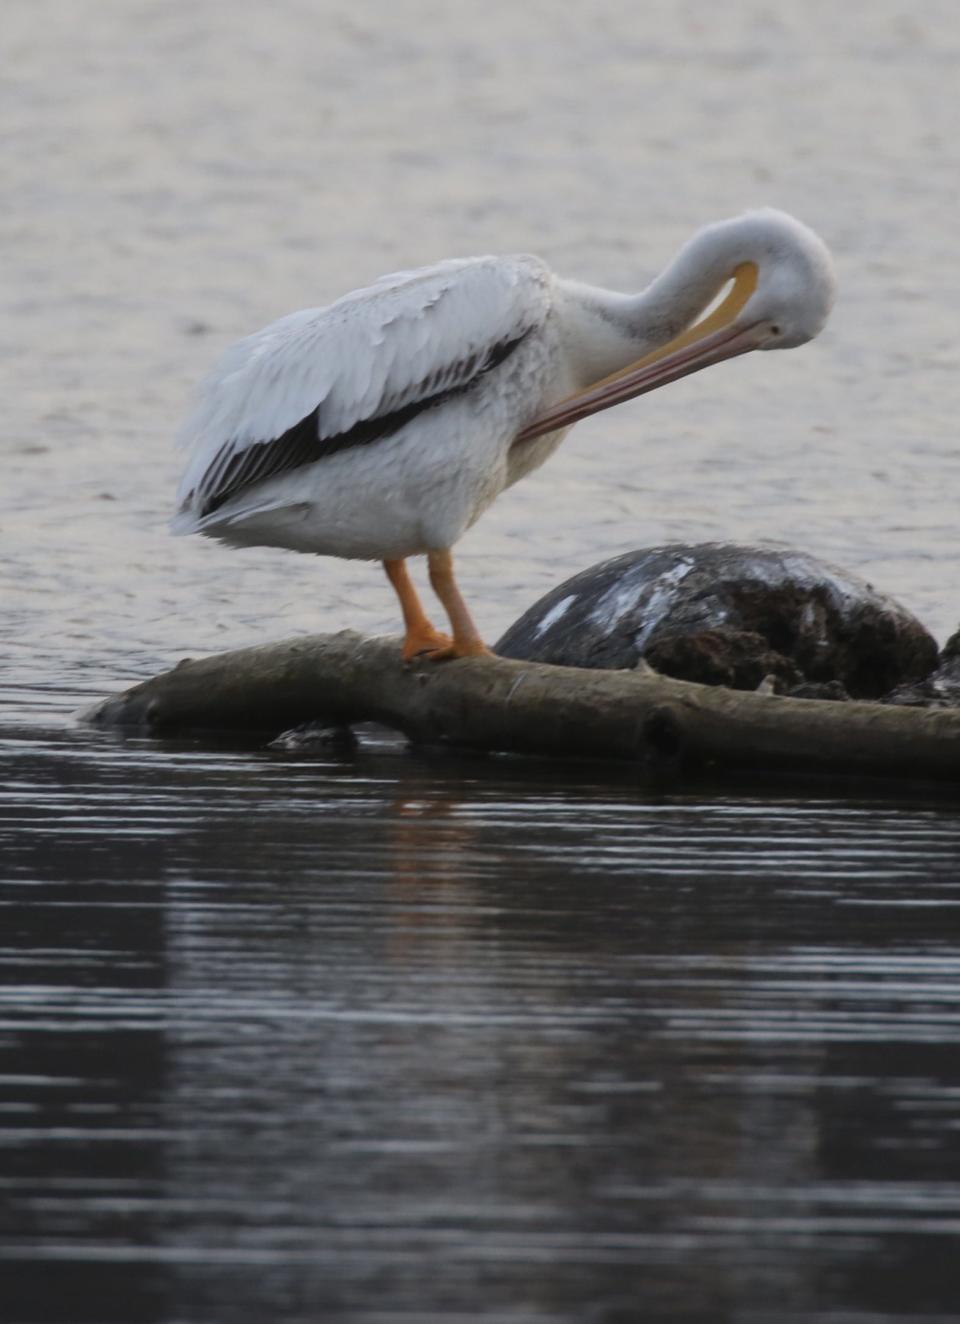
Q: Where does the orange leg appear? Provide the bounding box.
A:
[427,549,493,659]
[383,559,453,661]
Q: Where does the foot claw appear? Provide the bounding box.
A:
[450,640,494,660]
[401,630,454,662]
[402,634,493,663]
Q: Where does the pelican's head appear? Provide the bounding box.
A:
[726,208,837,350]
[637,206,837,360]
[517,208,836,442]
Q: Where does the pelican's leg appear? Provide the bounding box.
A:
[383,559,454,660]
[427,549,493,660]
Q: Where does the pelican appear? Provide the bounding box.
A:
[173,208,835,659]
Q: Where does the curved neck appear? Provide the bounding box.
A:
[557,240,757,389]
[627,234,743,341]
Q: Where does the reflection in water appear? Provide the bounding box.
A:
[0,736,169,1322]
[4,711,960,1321]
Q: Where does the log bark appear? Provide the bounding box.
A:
[82,630,960,784]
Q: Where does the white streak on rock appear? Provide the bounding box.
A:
[590,559,695,644]
[534,594,577,636]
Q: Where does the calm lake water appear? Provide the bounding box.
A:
[3,3,960,1321]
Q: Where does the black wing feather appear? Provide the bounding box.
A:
[192,329,529,518]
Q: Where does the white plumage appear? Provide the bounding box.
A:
[175,256,550,513]
[174,209,836,659]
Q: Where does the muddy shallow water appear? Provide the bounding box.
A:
[3,3,960,1320]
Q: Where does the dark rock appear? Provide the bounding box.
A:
[644,628,803,692]
[267,722,357,752]
[496,543,938,700]
[886,625,960,707]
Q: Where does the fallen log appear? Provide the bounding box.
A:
[83,630,960,784]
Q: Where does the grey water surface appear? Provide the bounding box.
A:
[3,3,960,1321]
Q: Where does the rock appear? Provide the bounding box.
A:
[496,543,938,700]
[267,722,357,752]
[643,627,804,693]
[886,625,960,707]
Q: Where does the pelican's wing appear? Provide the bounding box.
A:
[173,254,551,526]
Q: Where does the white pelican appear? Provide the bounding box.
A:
[174,208,835,659]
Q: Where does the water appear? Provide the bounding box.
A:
[3,3,960,1320]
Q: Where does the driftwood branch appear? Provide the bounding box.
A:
[83,630,960,784]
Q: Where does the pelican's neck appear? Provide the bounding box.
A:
[555,220,757,389]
